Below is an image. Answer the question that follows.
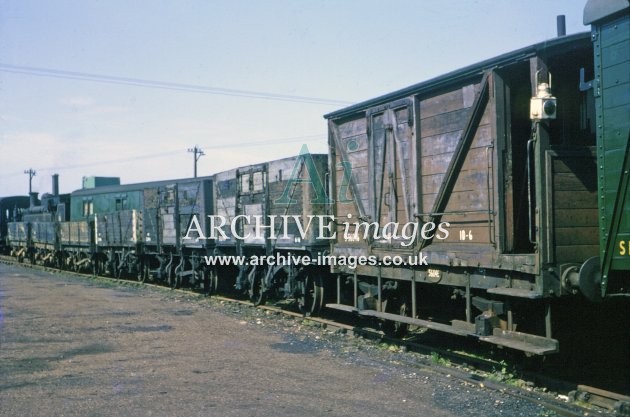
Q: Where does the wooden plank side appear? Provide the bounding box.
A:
[554,208,600,227]
[342,149,369,169]
[553,172,597,191]
[419,88,465,119]
[338,118,367,137]
[553,190,598,209]
[419,83,479,120]
[422,170,489,195]
[555,245,600,263]
[441,212,491,224]
[555,226,599,245]
[341,134,369,154]
[435,225,491,244]
[443,190,489,212]
[422,191,490,216]
[421,146,491,175]
[420,108,469,138]
[420,107,491,139]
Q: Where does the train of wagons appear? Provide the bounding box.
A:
[1,1,628,355]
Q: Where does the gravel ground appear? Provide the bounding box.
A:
[0,263,558,417]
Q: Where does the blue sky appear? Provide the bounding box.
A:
[0,0,589,196]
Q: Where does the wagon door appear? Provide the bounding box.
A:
[367,100,416,248]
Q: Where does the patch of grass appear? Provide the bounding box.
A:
[430,351,451,367]
[487,360,518,384]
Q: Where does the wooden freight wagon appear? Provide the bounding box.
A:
[212,152,330,312]
[30,221,58,265]
[214,153,329,250]
[325,32,597,354]
[140,177,213,288]
[94,209,141,277]
[58,220,92,271]
[142,179,213,250]
[0,196,30,254]
[7,222,29,261]
[72,176,213,283]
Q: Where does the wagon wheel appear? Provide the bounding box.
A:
[381,296,409,338]
[72,255,80,272]
[169,266,181,289]
[164,262,173,286]
[137,262,148,283]
[95,258,105,276]
[248,267,266,306]
[203,268,218,296]
[298,273,324,315]
[114,256,123,279]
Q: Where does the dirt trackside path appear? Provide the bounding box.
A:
[0,263,545,416]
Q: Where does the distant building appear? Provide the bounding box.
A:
[82,176,121,189]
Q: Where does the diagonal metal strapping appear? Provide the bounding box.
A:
[420,71,491,249]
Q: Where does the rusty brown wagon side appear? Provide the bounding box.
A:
[212,151,330,313]
[325,32,597,355]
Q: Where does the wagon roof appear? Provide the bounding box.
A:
[212,152,328,179]
[0,196,30,207]
[71,175,214,196]
[324,32,591,120]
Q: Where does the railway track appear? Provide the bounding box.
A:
[1,255,626,417]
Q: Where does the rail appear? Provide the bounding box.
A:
[0,254,623,417]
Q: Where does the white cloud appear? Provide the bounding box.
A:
[59,96,96,108]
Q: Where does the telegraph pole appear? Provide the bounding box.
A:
[187,145,205,178]
[24,168,36,193]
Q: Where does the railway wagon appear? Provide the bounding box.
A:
[0,196,30,254]
[141,177,214,289]
[6,176,70,265]
[584,0,630,302]
[58,220,92,271]
[29,221,58,265]
[70,176,214,288]
[324,31,607,354]
[7,222,29,261]
[212,151,330,313]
